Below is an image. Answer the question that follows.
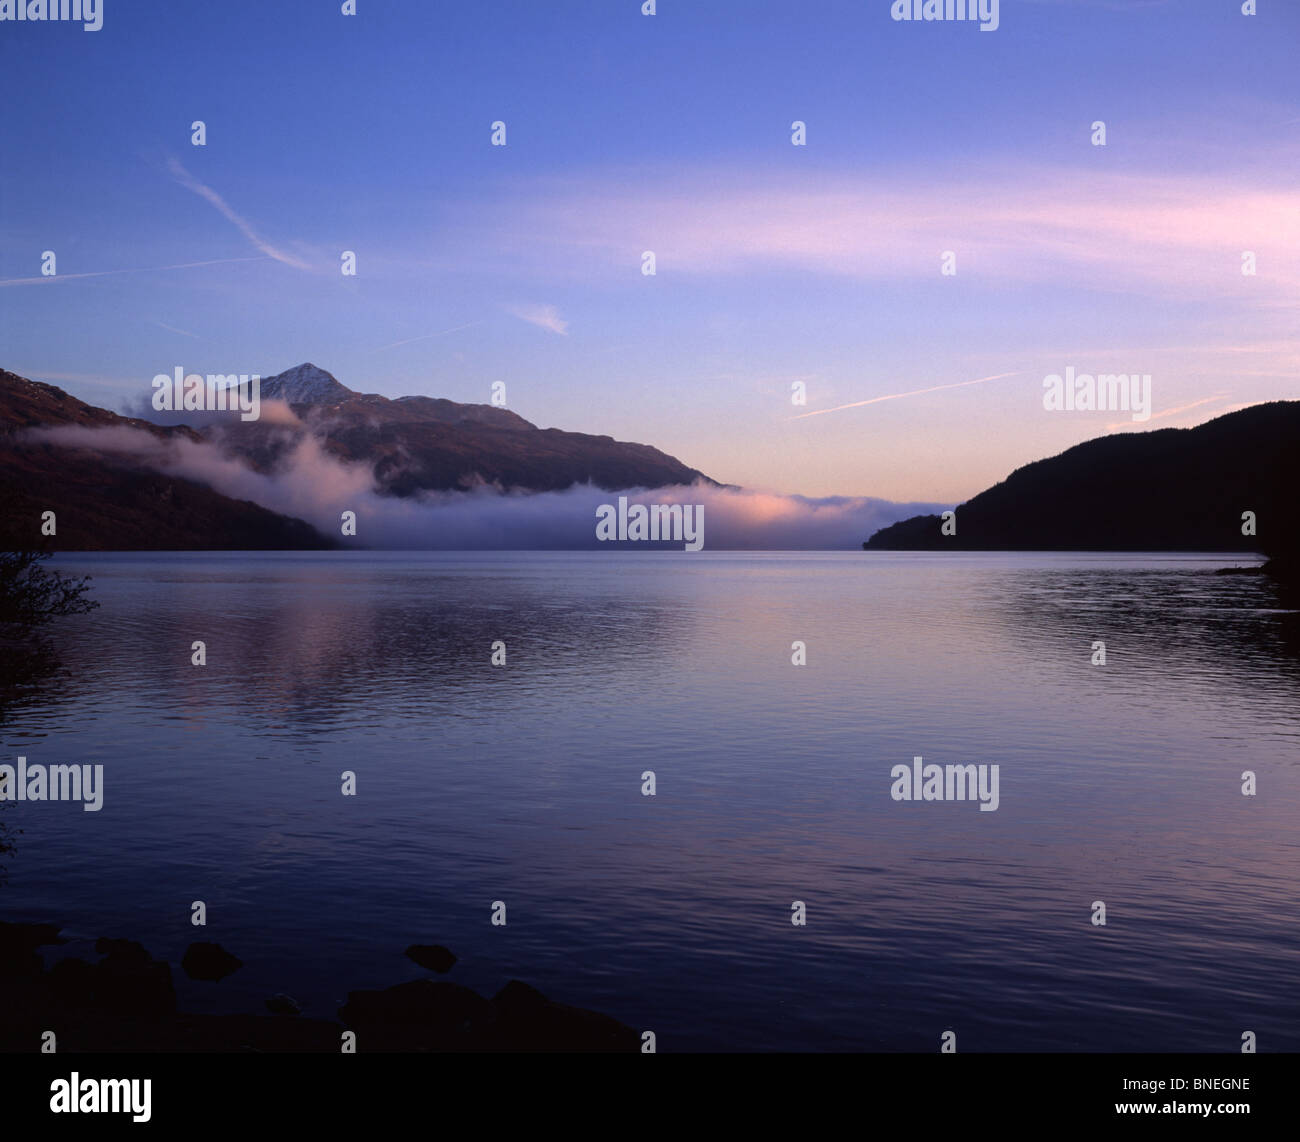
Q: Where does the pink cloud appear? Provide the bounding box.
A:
[461,163,1300,304]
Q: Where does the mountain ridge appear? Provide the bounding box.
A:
[218,362,715,496]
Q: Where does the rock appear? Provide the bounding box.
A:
[404,944,457,974]
[265,993,301,1016]
[164,1013,340,1052]
[492,979,548,1013]
[93,943,177,1016]
[95,937,151,966]
[339,980,490,1049]
[0,916,638,1052]
[181,941,243,982]
[0,921,61,978]
[341,979,488,1028]
[47,957,97,1005]
[489,979,640,1052]
[0,920,63,950]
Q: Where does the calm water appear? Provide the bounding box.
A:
[2,551,1298,1052]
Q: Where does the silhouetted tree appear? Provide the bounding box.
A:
[0,547,98,627]
[0,530,98,882]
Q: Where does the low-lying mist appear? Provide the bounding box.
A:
[24,422,944,550]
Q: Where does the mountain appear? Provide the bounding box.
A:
[0,369,333,551]
[864,401,1300,568]
[0,362,718,551]
[258,362,354,405]
[228,363,714,495]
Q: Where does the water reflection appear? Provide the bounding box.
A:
[2,552,1297,1052]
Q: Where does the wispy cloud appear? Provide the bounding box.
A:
[791,372,1025,420]
[505,303,568,335]
[463,163,1300,305]
[166,156,313,271]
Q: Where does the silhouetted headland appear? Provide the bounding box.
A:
[864,401,1299,583]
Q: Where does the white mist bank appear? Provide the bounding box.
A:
[23,423,946,550]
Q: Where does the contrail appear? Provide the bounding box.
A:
[152,320,203,340]
[0,256,266,288]
[372,321,482,352]
[167,156,313,271]
[1105,392,1228,432]
[790,372,1025,419]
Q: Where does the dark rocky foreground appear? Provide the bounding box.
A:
[0,921,638,1053]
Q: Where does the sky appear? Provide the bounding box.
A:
[1,0,1297,504]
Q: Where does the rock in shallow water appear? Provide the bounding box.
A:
[95,936,151,966]
[404,944,457,973]
[265,993,301,1016]
[340,979,489,1045]
[489,979,640,1052]
[0,920,634,1052]
[182,941,243,982]
[43,940,178,1016]
[336,977,639,1051]
[0,921,63,978]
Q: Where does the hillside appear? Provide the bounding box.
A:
[0,369,333,551]
[864,402,1300,567]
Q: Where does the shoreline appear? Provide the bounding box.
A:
[0,920,639,1053]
